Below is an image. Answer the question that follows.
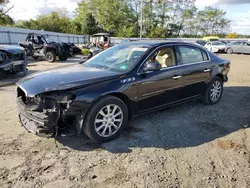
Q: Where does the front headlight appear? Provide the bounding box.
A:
[55,94,76,109]
[39,93,76,110]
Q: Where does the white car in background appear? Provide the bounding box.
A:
[204,41,227,53]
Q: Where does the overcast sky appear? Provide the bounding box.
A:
[7,0,250,34]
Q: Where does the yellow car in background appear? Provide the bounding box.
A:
[202,36,220,42]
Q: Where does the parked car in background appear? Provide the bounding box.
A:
[19,33,68,62]
[16,41,230,142]
[225,41,250,54]
[0,45,27,79]
[204,41,227,53]
[196,40,207,46]
[220,40,230,45]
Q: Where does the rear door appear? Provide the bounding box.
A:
[175,45,213,99]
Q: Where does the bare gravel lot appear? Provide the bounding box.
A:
[0,54,250,188]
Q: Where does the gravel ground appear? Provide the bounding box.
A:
[0,54,250,188]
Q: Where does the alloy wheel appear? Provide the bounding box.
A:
[210,80,222,102]
[94,104,123,137]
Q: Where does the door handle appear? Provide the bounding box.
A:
[172,75,182,80]
[204,69,211,72]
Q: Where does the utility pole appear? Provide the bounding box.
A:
[140,0,143,40]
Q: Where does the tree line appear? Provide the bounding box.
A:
[0,0,249,38]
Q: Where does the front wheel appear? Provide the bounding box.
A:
[203,76,223,105]
[83,96,128,143]
[46,51,56,62]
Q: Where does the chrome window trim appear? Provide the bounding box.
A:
[137,43,211,75]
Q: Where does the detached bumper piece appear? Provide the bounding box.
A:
[19,113,55,137]
[17,97,59,138]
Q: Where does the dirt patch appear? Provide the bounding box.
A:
[217,140,242,150]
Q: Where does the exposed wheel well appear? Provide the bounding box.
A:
[216,74,224,82]
[108,93,133,120]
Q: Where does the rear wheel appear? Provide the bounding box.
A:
[83,96,128,143]
[0,70,6,80]
[32,56,39,60]
[88,52,93,59]
[203,76,223,105]
[59,51,68,61]
[227,48,233,54]
[46,51,56,62]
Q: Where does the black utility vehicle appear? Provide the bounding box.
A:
[19,33,68,62]
[16,41,230,143]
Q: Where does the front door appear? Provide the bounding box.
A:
[136,46,185,113]
[232,42,243,53]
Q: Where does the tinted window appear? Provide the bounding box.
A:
[201,50,209,61]
[212,41,224,45]
[178,46,204,64]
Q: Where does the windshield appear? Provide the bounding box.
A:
[84,44,149,72]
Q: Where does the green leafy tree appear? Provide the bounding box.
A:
[76,0,138,36]
[0,0,14,25]
[197,6,231,36]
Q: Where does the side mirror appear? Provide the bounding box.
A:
[143,61,161,72]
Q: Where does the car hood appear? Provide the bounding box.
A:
[17,64,121,97]
[0,45,25,54]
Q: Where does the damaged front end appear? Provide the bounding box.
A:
[17,86,76,137]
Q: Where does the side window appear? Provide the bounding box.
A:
[177,46,204,65]
[147,47,176,69]
[201,50,209,61]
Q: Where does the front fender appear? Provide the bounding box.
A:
[65,78,138,116]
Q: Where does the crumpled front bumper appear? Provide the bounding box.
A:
[17,97,58,137]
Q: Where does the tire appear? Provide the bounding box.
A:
[58,51,68,61]
[46,51,56,62]
[227,48,233,54]
[203,76,223,105]
[87,52,93,59]
[83,96,128,143]
[0,70,6,80]
[32,56,39,60]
